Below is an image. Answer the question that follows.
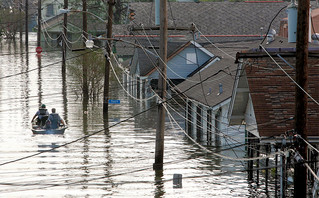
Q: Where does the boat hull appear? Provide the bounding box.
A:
[32,127,67,135]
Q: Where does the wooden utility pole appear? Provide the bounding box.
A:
[37,0,41,47]
[62,0,68,75]
[294,0,309,197]
[153,0,167,171]
[103,0,115,114]
[25,0,28,48]
[82,0,89,101]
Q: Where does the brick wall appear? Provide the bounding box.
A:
[244,56,319,137]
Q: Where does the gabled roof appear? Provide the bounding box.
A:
[129,39,209,77]
[129,38,184,76]
[144,41,215,76]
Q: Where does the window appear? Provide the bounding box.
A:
[46,4,54,17]
[186,53,197,64]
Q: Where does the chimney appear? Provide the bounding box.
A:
[287,0,298,42]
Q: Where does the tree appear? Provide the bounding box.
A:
[68,50,118,101]
[0,8,23,39]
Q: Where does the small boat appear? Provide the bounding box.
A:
[32,125,67,135]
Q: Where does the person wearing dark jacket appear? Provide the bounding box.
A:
[31,104,49,127]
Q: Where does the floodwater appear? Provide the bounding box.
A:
[0,34,267,197]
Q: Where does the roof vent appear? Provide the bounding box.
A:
[266,29,276,44]
[217,83,223,95]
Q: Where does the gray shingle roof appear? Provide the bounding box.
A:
[175,57,236,107]
[128,2,318,41]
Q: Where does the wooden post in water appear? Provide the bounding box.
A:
[62,0,68,75]
[265,144,270,191]
[275,146,278,197]
[247,132,253,181]
[82,0,89,101]
[256,143,260,184]
[25,0,28,48]
[37,0,41,47]
[153,0,167,171]
[19,0,22,41]
[280,153,286,198]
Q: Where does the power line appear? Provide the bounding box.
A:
[259,5,287,45]
[0,47,99,80]
[259,44,319,106]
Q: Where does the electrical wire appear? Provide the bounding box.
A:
[0,47,99,80]
[260,5,287,45]
[165,105,290,161]
[298,135,319,155]
[259,44,319,106]
[109,36,282,155]
[109,53,157,102]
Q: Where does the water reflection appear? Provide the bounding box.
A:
[154,170,165,198]
[37,143,59,152]
[21,42,30,129]
[81,98,89,189]
[37,54,42,106]
[62,60,68,124]
[102,116,114,192]
[0,34,265,197]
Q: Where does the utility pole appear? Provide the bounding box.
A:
[153,0,167,171]
[103,0,115,114]
[294,0,309,197]
[62,0,68,75]
[37,0,41,47]
[82,0,89,101]
[25,0,28,48]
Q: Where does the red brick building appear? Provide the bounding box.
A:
[229,38,319,141]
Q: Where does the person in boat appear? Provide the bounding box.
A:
[47,108,65,129]
[31,104,49,127]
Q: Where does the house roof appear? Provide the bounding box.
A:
[175,39,268,108]
[175,57,236,107]
[129,38,194,76]
[42,12,128,36]
[229,38,319,138]
[128,2,319,42]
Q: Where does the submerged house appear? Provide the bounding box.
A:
[125,39,219,99]
[228,37,319,143]
[41,11,110,49]
[174,40,255,145]
[175,57,236,145]
[227,36,319,190]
